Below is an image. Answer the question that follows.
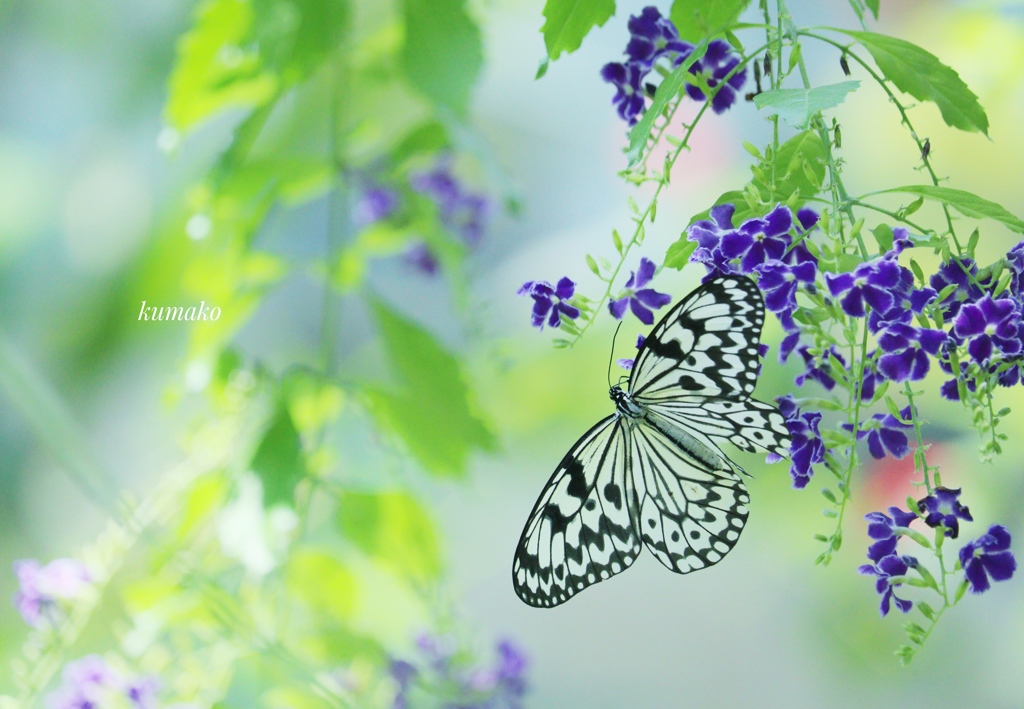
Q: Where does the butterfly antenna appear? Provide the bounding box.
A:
[607,320,624,389]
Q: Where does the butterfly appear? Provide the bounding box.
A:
[513,275,791,607]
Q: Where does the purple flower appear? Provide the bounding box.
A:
[756,259,816,318]
[609,258,672,325]
[772,395,824,488]
[12,558,91,627]
[929,257,986,318]
[720,205,793,274]
[354,185,400,226]
[953,294,1023,363]
[601,61,647,125]
[844,408,913,460]
[617,334,646,371]
[859,554,915,616]
[390,659,418,709]
[794,346,843,390]
[45,655,159,709]
[625,6,694,69]
[864,506,919,562]
[494,639,529,700]
[825,258,903,318]
[876,323,947,382]
[959,525,1016,594]
[519,278,580,331]
[1006,241,1024,295]
[410,159,490,245]
[917,487,972,539]
[684,39,747,113]
[405,242,439,275]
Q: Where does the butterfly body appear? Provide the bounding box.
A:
[514,275,791,608]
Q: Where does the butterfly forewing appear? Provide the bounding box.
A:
[513,416,642,608]
[629,276,765,401]
[631,421,750,573]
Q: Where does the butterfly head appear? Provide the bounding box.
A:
[609,385,642,419]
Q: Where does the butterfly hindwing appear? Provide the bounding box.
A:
[629,275,765,401]
[513,416,642,608]
[630,419,750,574]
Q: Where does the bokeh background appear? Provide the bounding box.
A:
[1,0,1024,706]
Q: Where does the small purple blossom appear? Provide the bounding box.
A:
[864,506,919,562]
[720,205,793,274]
[825,258,903,318]
[405,242,439,275]
[794,346,843,390]
[1006,241,1024,295]
[354,185,401,227]
[876,323,947,382]
[684,39,747,113]
[12,558,91,627]
[609,258,672,325]
[601,61,648,125]
[519,278,580,330]
[959,525,1016,594]
[410,159,490,245]
[844,407,913,460]
[917,487,972,539]
[952,294,1023,364]
[617,334,646,371]
[859,553,915,616]
[772,395,824,488]
[756,259,816,319]
[45,655,159,709]
[929,257,986,318]
[625,6,694,69]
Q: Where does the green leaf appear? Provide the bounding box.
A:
[754,81,860,129]
[669,0,751,42]
[664,238,699,270]
[401,0,482,116]
[366,300,496,477]
[286,547,359,621]
[871,223,894,254]
[250,403,306,507]
[390,121,451,167]
[540,0,616,61]
[336,490,441,580]
[166,0,279,131]
[166,0,349,132]
[768,130,827,201]
[865,0,880,20]
[627,43,708,167]
[252,0,350,80]
[877,185,1024,234]
[841,30,989,135]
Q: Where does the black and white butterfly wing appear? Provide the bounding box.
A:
[631,420,750,573]
[630,275,766,402]
[513,416,641,607]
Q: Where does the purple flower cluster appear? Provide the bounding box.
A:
[860,494,1015,614]
[45,655,159,709]
[12,558,91,627]
[601,7,746,124]
[518,278,580,331]
[844,407,913,460]
[773,395,824,488]
[391,633,529,709]
[407,159,491,273]
[609,258,672,325]
[688,203,819,357]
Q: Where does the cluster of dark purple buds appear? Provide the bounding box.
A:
[860,490,1015,616]
[353,157,491,275]
[601,6,747,125]
[391,633,528,709]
